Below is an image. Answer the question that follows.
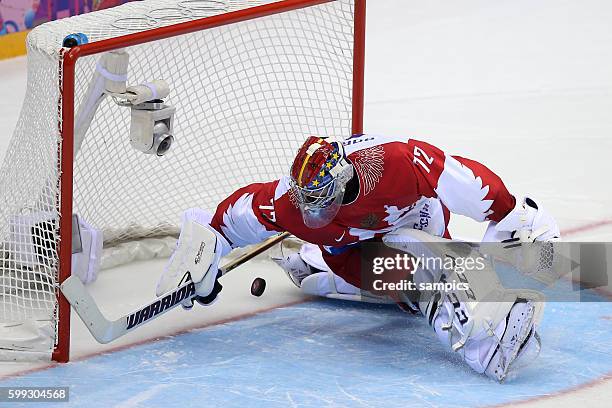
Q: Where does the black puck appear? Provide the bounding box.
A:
[250,277,266,297]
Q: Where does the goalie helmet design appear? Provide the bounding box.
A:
[290,136,353,228]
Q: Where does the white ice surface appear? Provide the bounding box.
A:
[1,0,612,406]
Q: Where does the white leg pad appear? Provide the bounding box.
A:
[301,271,390,303]
[384,227,545,381]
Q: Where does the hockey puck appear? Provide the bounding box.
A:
[250,277,266,297]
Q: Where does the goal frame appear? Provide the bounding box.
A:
[54,0,366,362]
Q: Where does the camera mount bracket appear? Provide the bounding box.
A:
[73,50,176,157]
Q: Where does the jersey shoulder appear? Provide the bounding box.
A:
[343,134,408,155]
[344,134,416,175]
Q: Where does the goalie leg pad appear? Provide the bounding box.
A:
[300,271,391,303]
[383,227,545,381]
[273,243,390,303]
[272,252,314,288]
[483,300,542,382]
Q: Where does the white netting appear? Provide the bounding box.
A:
[0,0,356,359]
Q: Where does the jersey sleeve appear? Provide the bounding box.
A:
[209,180,284,249]
[407,139,516,222]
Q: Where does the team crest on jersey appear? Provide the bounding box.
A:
[352,145,384,196]
[360,212,380,228]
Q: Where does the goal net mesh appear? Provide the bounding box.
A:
[0,0,356,358]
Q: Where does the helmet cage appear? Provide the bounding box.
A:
[291,157,352,228]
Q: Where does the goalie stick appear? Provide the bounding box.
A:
[60,231,291,344]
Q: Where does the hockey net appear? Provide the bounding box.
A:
[0,0,363,361]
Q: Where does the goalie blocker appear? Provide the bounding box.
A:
[155,208,231,308]
[62,208,227,344]
[61,213,289,343]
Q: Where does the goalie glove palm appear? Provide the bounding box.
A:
[156,209,230,307]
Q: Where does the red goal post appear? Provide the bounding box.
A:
[6,0,365,363]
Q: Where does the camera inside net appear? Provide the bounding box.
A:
[129,100,176,156]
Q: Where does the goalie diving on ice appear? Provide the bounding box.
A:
[155,134,561,382]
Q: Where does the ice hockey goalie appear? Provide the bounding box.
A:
[156,134,560,382]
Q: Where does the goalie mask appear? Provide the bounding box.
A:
[290,136,353,228]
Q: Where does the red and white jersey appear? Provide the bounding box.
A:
[209,134,516,286]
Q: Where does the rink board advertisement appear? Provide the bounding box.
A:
[0,0,135,58]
